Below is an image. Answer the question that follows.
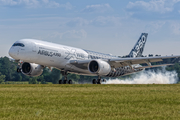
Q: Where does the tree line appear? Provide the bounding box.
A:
[0,56,179,84]
[0,57,97,84]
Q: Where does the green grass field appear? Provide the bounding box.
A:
[0,84,180,120]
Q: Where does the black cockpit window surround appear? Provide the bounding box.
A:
[12,43,25,47]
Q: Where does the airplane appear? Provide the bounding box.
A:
[8,33,180,84]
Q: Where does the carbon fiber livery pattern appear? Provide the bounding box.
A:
[106,67,143,77]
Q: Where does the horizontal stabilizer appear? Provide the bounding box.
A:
[135,64,174,69]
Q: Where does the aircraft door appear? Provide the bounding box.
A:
[18,46,25,57]
[32,42,36,52]
[17,48,19,56]
[29,42,38,61]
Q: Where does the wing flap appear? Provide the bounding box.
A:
[110,55,180,68]
[135,64,174,69]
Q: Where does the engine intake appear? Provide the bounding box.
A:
[21,62,43,77]
[89,61,99,73]
[88,60,111,76]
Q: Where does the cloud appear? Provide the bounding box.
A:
[55,2,72,10]
[91,16,121,27]
[66,18,90,27]
[0,0,39,7]
[171,22,180,35]
[82,3,112,13]
[144,21,166,33]
[126,0,180,20]
[50,29,87,40]
[66,16,121,27]
[0,0,73,9]
[127,0,180,14]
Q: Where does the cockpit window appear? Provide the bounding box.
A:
[12,43,25,47]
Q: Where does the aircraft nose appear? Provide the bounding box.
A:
[9,47,17,59]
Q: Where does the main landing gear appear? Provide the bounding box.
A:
[59,71,73,84]
[59,79,72,84]
[92,76,106,84]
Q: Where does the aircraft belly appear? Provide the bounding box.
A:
[65,64,143,77]
[67,65,90,74]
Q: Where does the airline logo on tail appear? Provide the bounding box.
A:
[129,33,148,58]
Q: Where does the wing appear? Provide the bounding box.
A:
[69,55,180,70]
[109,55,180,69]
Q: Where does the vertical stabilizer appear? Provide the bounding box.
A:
[129,33,148,58]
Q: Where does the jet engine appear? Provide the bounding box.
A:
[21,62,43,77]
[88,60,111,75]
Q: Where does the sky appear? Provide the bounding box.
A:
[1,0,180,57]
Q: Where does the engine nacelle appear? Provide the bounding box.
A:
[21,62,43,77]
[88,60,111,76]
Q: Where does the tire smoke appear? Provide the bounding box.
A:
[105,67,178,84]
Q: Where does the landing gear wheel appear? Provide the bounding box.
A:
[63,80,68,84]
[68,80,72,84]
[97,79,102,84]
[92,79,97,84]
[102,79,106,82]
[59,80,63,84]
[17,68,21,73]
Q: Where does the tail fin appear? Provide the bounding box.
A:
[129,33,148,58]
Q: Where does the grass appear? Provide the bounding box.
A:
[1,81,52,84]
[1,81,29,84]
[0,84,180,120]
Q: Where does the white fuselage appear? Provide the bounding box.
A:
[9,39,141,77]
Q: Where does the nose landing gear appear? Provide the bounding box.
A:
[16,60,22,73]
[17,67,21,73]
